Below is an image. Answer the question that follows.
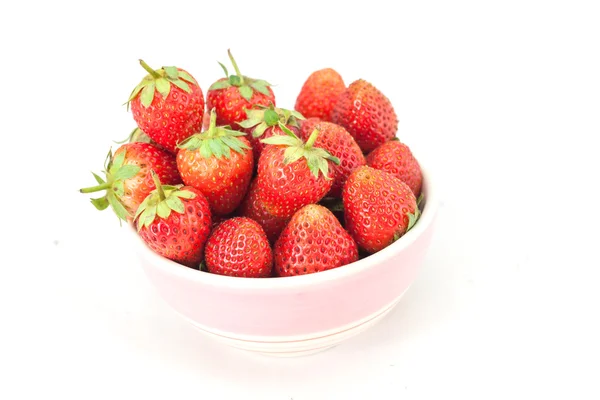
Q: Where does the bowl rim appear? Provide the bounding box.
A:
[131,162,439,289]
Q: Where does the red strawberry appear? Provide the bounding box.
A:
[238,105,304,161]
[332,79,398,153]
[238,179,289,244]
[176,109,254,216]
[300,119,366,198]
[204,217,272,278]
[274,204,358,276]
[366,140,422,197]
[343,166,418,253]
[127,60,204,153]
[80,142,181,221]
[257,126,340,218]
[135,173,212,268]
[295,68,345,121]
[207,50,275,128]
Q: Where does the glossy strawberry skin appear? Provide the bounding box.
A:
[256,145,333,219]
[343,166,417,253]
[176,137,254,216]
[332,79,398,153]
[115,142,182,216]
[237,180,289,244]
[131,69,204,153]
[205,217,273,278]
[300,119,366,198]
[274,204,358,277]
[366,141,422,196]
[295,68,345,121]
[137,187,211,268]
[207,81,275,128]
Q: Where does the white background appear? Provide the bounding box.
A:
[1,0,599,398]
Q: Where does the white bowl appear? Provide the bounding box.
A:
[132,166,438,357]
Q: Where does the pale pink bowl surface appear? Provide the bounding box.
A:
[133,166,438,356]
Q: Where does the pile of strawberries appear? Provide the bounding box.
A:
[81,50,424,278]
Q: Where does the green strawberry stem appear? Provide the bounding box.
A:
[197,108,219,139]
[208,108,217,132]
[79,182,111,193]
[227,49,244,85]
[139,59,161,79]
[151,170,166,201]
[303,128,340,165]
[305,128,319,148]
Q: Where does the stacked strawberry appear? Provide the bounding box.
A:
[80,51,425,278]
[207,50,275,128]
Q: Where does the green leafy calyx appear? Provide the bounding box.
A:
[114,127,154,145]
[405,193,425,232]
[79,147,142,222]
[208,49,272,102]
[406,207,421,233]
[177,108,250,159]
[260,124,340,179]
[126,60,197,109]
[238,104,305,139]
[135,171,196,231]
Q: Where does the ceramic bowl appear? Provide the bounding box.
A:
[132,165,438,357]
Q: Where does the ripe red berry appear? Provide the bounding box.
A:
[207,50,275,128]
[135,173,212,268]
[128,60,204,153]
[332,79,398,153]
[343,166,418,253]
[366,140,422,196]
[274,204,358,276]
[205,217,273,278]
[295,68,345,121]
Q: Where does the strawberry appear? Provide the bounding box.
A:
[332,79,398,153]
[204,217,272,278]
[366,140,423,197]
[80,142,181,221]
[238,105,304,161]
[135,173,212,268]
[257,126,340,218]
[300,119,366,198]
[176,109,254,216]
[127,60,204,153]
[237,179,289,244]
[207,50,275,128]
[295,68,345,121]
[343,166,418,253]
[274,204,358,276]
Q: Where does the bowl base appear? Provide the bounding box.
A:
[241,344,337,358]
[177,287,409,357]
